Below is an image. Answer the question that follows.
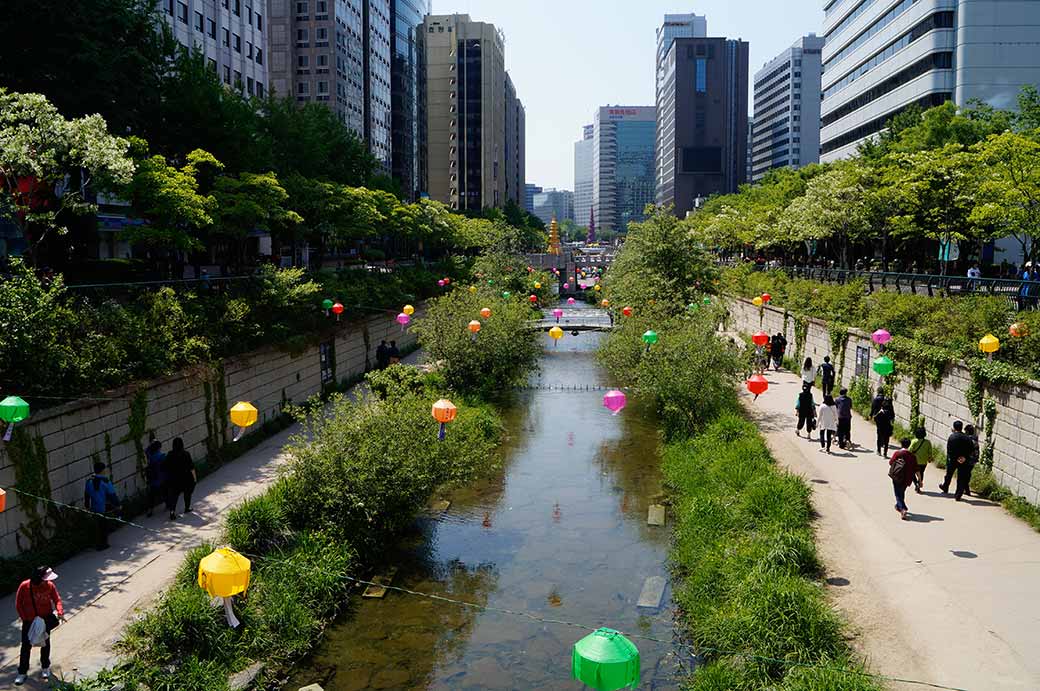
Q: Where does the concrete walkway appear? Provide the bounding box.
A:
[741,369,1040,691]
[0,353,420,688]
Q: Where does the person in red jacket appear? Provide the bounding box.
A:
[14,566,65,686]
[888,438,918,521]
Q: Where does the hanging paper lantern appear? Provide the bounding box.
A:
[443,277,451,285]
[594,284,602,292]
[0,487,5,513]
[572,628,640,691]
[549,326,564,346]
[746,374,769,398]
[198,547,251,628]
[871,329,891,346]
[432,399,457,440]
[229,401,258,442]
[502,291,512,299]
[979,333,1000,354]
[528,266,534,273]
[702,297,711,305]
[872,355,895,377]
[397,313,411,332]
[601,299,610,308]
[752,331,769,346]
[529,295,539,304]
[603,390,627,415]
[331,302,344,321]
[535,282,542,289]
[642,330,658,346]
[437,279,446,287]
[480,307,492,319]
[761,293,772,303]
[563,283,570,290]
[469,285,477,294]
[468,320,482,334]
[321,298,334,311]
[687,302,698,313]
[752,296,764,307]
[1010,321,1029,338]
[553,308,564,322]
[403,304,415,316]
[488,279,495,286]
[567,297,576,305]
[0,396,30,442]
[622,306,633,317]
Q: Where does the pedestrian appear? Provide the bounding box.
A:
[817,394,838,453]
[909,426,933,493]
[963,423,981,497]
[14,566,65,685]
[770,332,787,370]
[165,437,197,520]
[820,356,836,396]
[388,340,400,365]
[870,387,895,457]
[801,357,816,388]
[888,438,918,520]
[375,340,389,369]
[83,460,121,550]
[145,440,166,518]
[795,382,817,440]
[940,421,975,500]
[835,387,854,449]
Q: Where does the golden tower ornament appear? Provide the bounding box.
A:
[548,215,561,255]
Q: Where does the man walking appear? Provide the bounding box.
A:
[770,332,787,370]
[889,438,918,520]
[820,356,836,396]
[835,387,853,450]
[375,340,389,370]
[941,421,975,500]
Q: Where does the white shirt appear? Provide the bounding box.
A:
[817,404,839,431]
[802,366,816,385]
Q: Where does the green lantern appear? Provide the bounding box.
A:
[702,296,711,305]
[642,330,659,346]
[872,355,895,377]
[321,298,334,311]
[502,291,512,299]
[687,302,698,312]
[1,396,30,442]
[572,628,640,690]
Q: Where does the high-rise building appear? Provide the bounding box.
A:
[820,0,1040,162]
[524,183,542,214]
[656,37,749,218]
[746,117,754,182]
[531,188,575,225]
[656,13,708,97]
[573,124,594,229]
[161,0,268,98]
[420,14,521,211]
[390,0,430,199]
[504,74,526,207]
[592,106,657,234]
[268,0,392,170]
[752,34,824,181]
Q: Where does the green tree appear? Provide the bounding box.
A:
[972,131,1040,267]
[211,171,301,270]
[0,89,135,263]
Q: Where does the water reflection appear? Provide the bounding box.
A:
[285,307,684,690]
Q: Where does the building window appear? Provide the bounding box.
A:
[316,27,328,41]
[223,65,231,83]
[193,10,202,31]
[318,81,329,95]
[297,54,309,69]
[223,28,230,46]
[256,13,263,31]
[296,1,308,15]
[247,41,253,58]
[296,28,309,45]
[298,81,309,94]
[207,57,217,72]
[257,83,264,98]
[222,0,228,7]
[177,2,188,23]
[247,77,255,95]
[234,69,241,86]
[233,0,241,16]
[233,34,241,52]
[247,6,252,23]
[316,0,328,14]
[207,18,216,38]
[164,0,173,15]
[255,48,263,65]
[695,58,707,93]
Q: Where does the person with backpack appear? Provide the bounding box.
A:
[889,438,918,520]
[795,383,816,440]
[870,388,895,457]
[770,332,787,370]
[819,356,836,396]
[817,394,839,454]
[165,437,197,520]
[84,461,121,550]
[909,427,933,493]
[145,440,166,518]
[14,566,65,685]
[835,387,854,450]
[941,421,975,500]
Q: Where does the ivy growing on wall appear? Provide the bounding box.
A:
[7,428,57,551]
[793,315,809,365]
[829,323,850,386]
[119,389,149,481]
[202,362,230,463]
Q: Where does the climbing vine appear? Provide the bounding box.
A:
[792,314,809,365]
[201,361,230,463]
[119,389,149,481]
[964,359,1029,468]
[829,323,850,386]
[982,398,998,468]
[7,428,57,551]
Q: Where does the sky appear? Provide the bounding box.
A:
[437,0,824,191]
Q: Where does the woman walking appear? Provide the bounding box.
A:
[817,394,839,454]
[14,566,64,686]
[888,438,918,520]
[801,357,816,388]
[164,438,197,520]
[795,383,817,440]
[909,427,933,493]
[870,388,895,457]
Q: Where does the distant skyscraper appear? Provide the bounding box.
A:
[524,183,543,214]
[656,37,749,218]
[593,106,657,234]
[573,124,594,228]
[752,34,824,181]
[390,0,431,199]
[505,74,526,207]
[532,188,574,225]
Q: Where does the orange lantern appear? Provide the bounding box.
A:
[0,487,6,513]
[432,399,457,440]
[1010,322,1029,338]
[468,320,482,334]
[480,307,492,319]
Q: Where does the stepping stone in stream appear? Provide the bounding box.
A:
[429,499,451,513]
[637,576,667,609]
[647,504,666,526]
[362,567,399,598]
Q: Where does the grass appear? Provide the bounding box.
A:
[664,412,883,691]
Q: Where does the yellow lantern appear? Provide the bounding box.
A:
[979,333,1000,354]
[432,399,457,440]
[594,284,601,292]
[198,547,251,627]
[229,402,258,441]
[752,296,764,307]
[534,282,542,289]
[403,304,415,316]
[549,326,564,347]
[468,285,477,294]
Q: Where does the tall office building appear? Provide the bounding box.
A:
[421,14,522,211]
[390,0,430,199]
[532,188,575,225]
[524,184,542,213]
[751,34,824,181]
[504,74,526,207]
[592,106,657,234]
[820,0,1040,162]
[573,124,594,229]
[268,0,392,170]
[746,117,754,182]
[161,0,268,97]
[656,13,708,96]
[656,37,749,218]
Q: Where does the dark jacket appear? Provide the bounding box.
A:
[796,390,816,415]
[871,396,894,429]
[947,431,975,465]
[146,449,166,488]
[820,362,835,383]
[835,394,853,420]
[889,449,918,487]
[165,448,196,490]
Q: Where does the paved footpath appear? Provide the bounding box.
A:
[741,369,1040,691]
[0,353,420,689]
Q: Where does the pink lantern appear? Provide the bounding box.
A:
[603,390,627,415]
[552,308,563,322]
[437,279,446,287]
[563,283,570,289]
[396,312,411,331]
[872,329,892,346]
[567,297,576,305]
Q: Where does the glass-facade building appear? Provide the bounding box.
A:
[592,106,656,234]
[390,0,429,199]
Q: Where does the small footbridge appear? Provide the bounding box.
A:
[527,309,615,333]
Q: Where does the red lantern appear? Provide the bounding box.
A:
[622,306,633,317]
[752,331,769,347]
[331,302,344,320]
[746,374,769,398]
[529,294,538,303]
[761,293,771,303]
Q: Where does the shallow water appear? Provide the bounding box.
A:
[285,305,684,690]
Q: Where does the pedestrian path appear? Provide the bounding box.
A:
[0,353,420,688]
[741,369,1040,691]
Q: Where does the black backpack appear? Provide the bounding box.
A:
[888,453,907,479]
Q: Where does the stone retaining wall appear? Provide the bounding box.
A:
[727,299,1040,505]
[0,309,421,557]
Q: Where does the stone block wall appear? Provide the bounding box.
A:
[0,309,421,557]
[727,298,1040,506]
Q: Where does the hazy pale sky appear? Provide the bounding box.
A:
[438,0,824,190]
